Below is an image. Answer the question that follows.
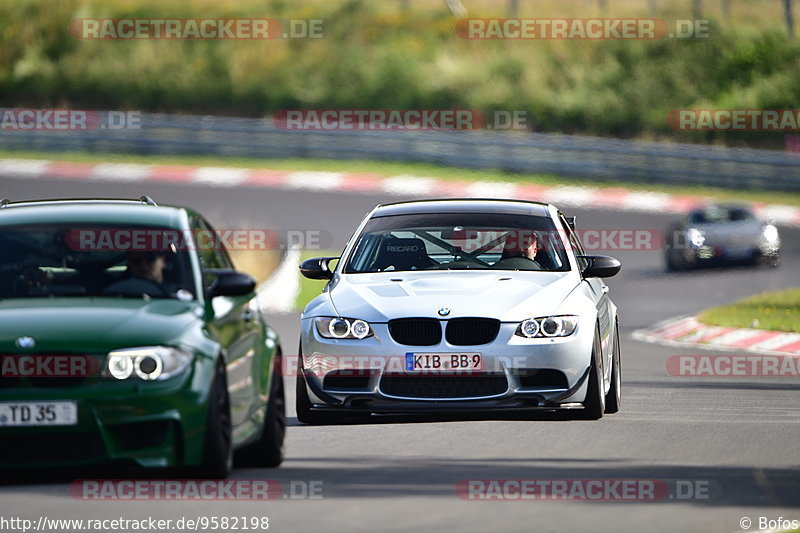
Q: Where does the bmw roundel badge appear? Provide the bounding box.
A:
[15,336,36,349]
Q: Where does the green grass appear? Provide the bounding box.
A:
[296,249,339,311]
[2,0,799,147]
[3,148,800,208]
[699,288,800,333]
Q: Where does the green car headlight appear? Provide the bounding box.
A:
[515,316,578,338]
[106,347,194,381]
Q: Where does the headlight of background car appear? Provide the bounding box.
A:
[105,347,194,381]
[315,317,374,339]
[687,228,705,247]
[516,316,578,338]
[762,224,779,244]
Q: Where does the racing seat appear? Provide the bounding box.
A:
[371,238,434,271]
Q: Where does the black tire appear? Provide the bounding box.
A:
[760,252,780,268]
[665,251,681,272]
[578,328,605,420]
[681,251,696,270]
[198,359,234,478]
[237,351,286,468]
[664,225,685,272]
[604,321,621,414]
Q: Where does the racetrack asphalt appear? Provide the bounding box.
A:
[1,175,799,533]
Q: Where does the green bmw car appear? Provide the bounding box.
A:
[0,197,285,477]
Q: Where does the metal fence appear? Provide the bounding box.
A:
[2,112,799,191]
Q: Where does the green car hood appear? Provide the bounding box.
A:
[0,297,202,354]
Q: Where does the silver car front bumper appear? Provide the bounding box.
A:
[299,318,596,413]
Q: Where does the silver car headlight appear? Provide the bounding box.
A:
[762,224,779,244]
[687,228,705,247]
[105,347,194,381]
[315,317,374,339]
[516,316,578,338]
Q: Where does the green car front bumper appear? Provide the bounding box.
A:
[0,359,214,469]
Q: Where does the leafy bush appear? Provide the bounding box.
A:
[1,0,798,146]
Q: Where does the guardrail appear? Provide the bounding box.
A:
[1,112,799,191]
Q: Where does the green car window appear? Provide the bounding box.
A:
[0,224,196,300]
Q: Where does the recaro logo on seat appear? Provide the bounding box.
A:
[387,245,419,253]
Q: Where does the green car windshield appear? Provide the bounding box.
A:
[344,213,571,273]
[0,224,196,300]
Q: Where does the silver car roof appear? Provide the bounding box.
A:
[372,198,552,218]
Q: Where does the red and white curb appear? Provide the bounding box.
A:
[2,158,800,226]
[633,315,800,355]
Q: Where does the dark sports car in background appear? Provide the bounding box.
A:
[0,197,285,477]
[665,204,780,271]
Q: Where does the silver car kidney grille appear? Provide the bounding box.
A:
[445,318,501,345]
[388,318,441,346]
[388,317,501,346]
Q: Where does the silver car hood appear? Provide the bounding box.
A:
[693,220,764,246]
[328,270,580,323]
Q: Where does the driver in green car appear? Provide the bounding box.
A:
[128,251,167,284]
[104,250,173,297]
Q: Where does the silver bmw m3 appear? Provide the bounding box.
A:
[296,199,622,423]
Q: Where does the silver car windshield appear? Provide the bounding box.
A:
[688,206,755,224]
[344,213,571,273]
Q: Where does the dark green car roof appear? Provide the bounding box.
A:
[0,199,192,229]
